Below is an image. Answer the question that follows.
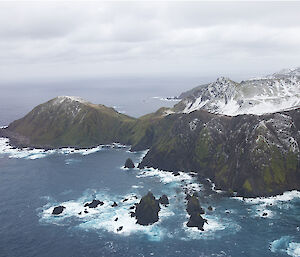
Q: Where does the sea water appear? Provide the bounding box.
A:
[0,77,300,257]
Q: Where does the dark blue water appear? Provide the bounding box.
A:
[0,77,300,257]
[0,144,299,257]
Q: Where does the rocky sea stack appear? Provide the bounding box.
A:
[124,158,135,169]
[186,194,206,230]
[134,192,161,225]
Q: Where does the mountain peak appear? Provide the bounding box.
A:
[55,96,88,104]
[174,67,300,116]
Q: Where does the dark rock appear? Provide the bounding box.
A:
[187,213,207,231]
[129,206,135,210]
[84,210,88,214]
[124,158,135,168]
[114,217,118,221]
[84,200,104,208]
[186,194,205,215]
[159,195,169,205]
[134,191,161,226]
[262,212,268,217]
[78,212,82,215]
[173,171,180,176]
[123,198,128,202]
[129,211,135,217]
[52,206,65,215]
[117,226,123,232]
[186,194,206,230]
[111,202,118,207]
[207,206,213,211]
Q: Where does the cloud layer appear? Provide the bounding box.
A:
[1,1,300,81]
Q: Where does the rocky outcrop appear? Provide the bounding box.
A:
[84,200,104,208]
[134,192,161,225]
[124,158,135,168]
[159,195,169,206]
[186,195,206,230]
[138,109,300,197]
[52,206,65,215]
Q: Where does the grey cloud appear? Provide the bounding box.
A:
[0,1,300,81]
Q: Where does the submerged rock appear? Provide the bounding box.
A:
[159,194,169,206]
[207,206,213,211]
[84,200,104,208]
[186,194,206,230]
[135,191,161,226]
[52,206,65,215]
[124,158,135,168]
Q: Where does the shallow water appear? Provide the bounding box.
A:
[0,141,299,257]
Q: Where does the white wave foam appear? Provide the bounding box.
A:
[0,137,129,160]
[0,125,8,129]
[182,214,239,240]
[287,242,300,256]
[234,190,300,205]
[270,236,300,256]
[137,168,196,185]
[39,190,174,241]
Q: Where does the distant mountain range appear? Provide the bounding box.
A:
[173,67,300,116]
[1,68,300,197]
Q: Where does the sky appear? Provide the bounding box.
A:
[1,1,300,82]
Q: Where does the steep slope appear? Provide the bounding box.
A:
[174,68,300,116]
[138,109,300,197]
[2,96,136,148]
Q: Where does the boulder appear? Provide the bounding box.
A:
[117,226,123,232]
[124,158,135,168]
[84,200,104,208]
[159,194,169,206]
[111,202,118,207]
[134,191,161,226]
[207,206,213,211]
[52,206,65,215]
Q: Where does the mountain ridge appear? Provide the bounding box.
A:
[1,68,300,197]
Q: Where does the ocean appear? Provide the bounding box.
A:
[0,77,299,257]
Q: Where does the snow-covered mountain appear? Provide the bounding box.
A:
[174,68,300,116]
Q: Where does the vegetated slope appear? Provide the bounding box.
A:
[4,96,136,148]
[137,108,300,197]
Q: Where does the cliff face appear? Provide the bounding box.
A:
[138,109,300,197]
[1,96,299,197]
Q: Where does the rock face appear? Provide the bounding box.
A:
[84,200,104,208]
[138,109,300,197]
[186,195,206,230]
[52,206,65,215]
[159,195,169,205]
[134,192,161,225]
[174,68,300,116]
[124,158,135,168]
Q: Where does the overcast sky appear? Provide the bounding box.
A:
[1,1,300,82]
